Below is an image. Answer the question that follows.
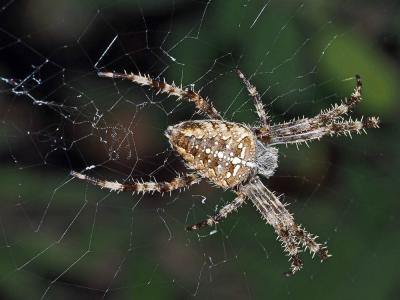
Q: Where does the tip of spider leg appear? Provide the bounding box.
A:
[70,171,85,180]
[283,263,303,278]
[355,74,362,88]
[364,116,380,128]
[185,224,196,231]
[317,247,331,262]
[283,270,295,278]
[234,68,244,77]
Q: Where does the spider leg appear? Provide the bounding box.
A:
[290,224,330,261]
[186,192,246,231]
[272,75,363,134]
[71,171,201,194]
[98,71,222,120]
[241,177,329,275]
[265,75,379,145]
[236,69,270,127]
[269,116,379,145]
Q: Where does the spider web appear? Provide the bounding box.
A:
[0,0,398,299]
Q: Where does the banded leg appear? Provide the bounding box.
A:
[71,171,201,194]
[242,177,303,274]
[270,75,363,135]
[236,69,270,127]
[266,75,379,145]
[98,71,222,120]
[269,117,379,145]
[289,224,330,261]
[241,177,330,275]
[186,193,246,231]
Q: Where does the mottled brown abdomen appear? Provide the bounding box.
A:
[166,120,257,188]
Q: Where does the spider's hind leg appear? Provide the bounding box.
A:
[186,192,246,231]
[290,224,331,261]
[242,177,330,275]
[71,171,201,194]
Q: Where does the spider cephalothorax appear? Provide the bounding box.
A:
[71,69,379,275]
[166,120,279,189]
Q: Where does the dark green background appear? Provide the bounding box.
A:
[0,0,399,299]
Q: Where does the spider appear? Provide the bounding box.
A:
[71,69,379,275]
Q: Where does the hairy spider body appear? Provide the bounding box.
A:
[167,120,263,188]
[72,70,379,275]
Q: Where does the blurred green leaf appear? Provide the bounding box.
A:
[315,30,398,114]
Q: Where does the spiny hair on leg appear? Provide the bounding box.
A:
[70,171,201,194]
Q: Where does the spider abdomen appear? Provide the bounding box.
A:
[166,120,257,188]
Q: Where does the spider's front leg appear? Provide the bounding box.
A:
[186,192,246,231]
[98,71,222,120]
[236,69,270,127]
[71,171,201,195]
[259,75,379,145]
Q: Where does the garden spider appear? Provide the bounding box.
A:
[71,69,379,275]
